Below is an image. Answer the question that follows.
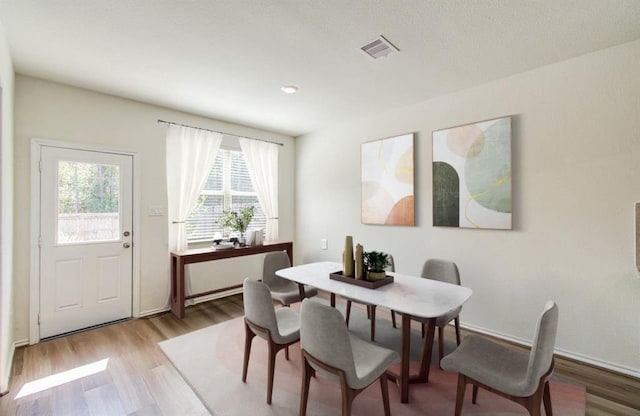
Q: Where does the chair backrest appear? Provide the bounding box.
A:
[385,254,395,273]
[421,259,460,286]
[262,251,291,287]
[525,300,559,391]
[300,299,358,386]
[243,278,279,334]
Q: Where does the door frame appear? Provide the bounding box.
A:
[29,138,141,344]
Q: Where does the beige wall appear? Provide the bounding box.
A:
[13,76,296,341]
[0,20,15,393]
[295,39,640,375]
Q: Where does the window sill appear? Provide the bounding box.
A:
[188,240,214,248]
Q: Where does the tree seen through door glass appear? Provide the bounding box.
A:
[57,161,120,243]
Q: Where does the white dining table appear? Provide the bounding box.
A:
[276,261,473,403]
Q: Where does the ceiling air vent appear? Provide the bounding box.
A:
[360,35,399,59]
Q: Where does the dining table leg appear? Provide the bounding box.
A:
[397,315,436,402]
[418,317,437,381]
[400,313,411,403]
[297,283,306,301]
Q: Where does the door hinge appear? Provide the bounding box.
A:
[38,236,42,248]
[39,159,43,172]
[37,313,40,325]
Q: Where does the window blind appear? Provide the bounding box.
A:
[186,149,267,242]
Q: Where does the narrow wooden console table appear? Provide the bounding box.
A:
[170,241,293,318]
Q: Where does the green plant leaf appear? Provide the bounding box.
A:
[217,205,255,233]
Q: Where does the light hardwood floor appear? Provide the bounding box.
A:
[1,293,638,415]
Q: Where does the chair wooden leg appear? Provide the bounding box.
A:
[526,374,549,416]
[266,342,277,404]
[380,375,391,416]
[370,306,376,341]
[454,374,467,416]
[285,345,289,360]
[346,300,352,326]
[454,317,461,345]
[530,398,542,416]
[543,381,553,416]
[341,386,355,416]
[299,356,312,416]
[438,325,445,369]
[391,310,397,328]
[456,369,552,416]
[421,322,425,337]
[242,322,255,382]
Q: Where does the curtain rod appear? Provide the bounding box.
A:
[157,119,284,147]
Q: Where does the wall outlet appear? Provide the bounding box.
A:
[148,206,165,216]
[320,239,328,250]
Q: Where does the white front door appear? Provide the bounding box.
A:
[39,145,133,339]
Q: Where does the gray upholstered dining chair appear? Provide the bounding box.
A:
[344,254,395,341]
[262,251,318,306]
[241,278,300,404]
[408,259,462,366]
[299,299,399,416]
[440,301,559,416]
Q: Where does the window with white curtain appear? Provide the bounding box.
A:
[186,148,267,242]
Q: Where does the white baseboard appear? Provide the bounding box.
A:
[0,343,14,395]
[461,322,640,379]
[138,306,170,318]
[138,287,244,318]
[192,288,244,305]
[14,339,29,348]
[1,339,30,395]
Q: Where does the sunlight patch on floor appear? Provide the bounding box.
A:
[15,358,109,399]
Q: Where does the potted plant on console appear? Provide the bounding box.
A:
[218,205,255,246]
[363,251,390,281]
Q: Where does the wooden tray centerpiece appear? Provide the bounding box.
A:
[329,271,394,289]
[336,238,393,288]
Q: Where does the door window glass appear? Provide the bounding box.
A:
[57,161,120,243]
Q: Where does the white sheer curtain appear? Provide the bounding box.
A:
[238,138,279,241]
[166,125,222,252]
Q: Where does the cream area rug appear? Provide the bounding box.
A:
[159,301,585,416]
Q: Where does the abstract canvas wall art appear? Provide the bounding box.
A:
[432,117,512,229]
[361,133,414,226]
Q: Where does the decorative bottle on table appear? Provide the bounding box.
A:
[355,244,364,280]
[343,236,355,277]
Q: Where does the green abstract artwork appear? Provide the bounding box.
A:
[432,117,512,229]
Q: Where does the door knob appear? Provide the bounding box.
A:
[123,242,131,248]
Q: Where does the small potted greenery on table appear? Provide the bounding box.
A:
[363,251,390,281]
[218,205,255,246]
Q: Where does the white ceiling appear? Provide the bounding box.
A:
[1,1,640,137]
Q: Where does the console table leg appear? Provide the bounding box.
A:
[171,256,186,319]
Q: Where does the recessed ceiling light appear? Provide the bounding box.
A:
[281,85,298,94]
